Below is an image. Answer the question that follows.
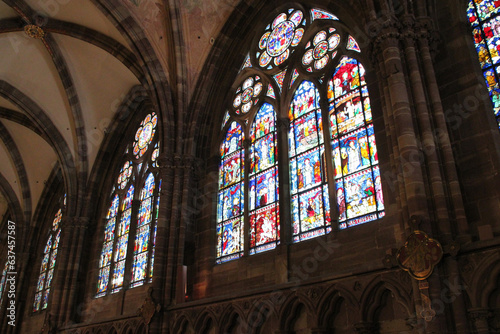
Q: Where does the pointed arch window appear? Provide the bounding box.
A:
[33,196,65,312]
[216,6,385,263]
[468,0,500,128]
[96,113,161,297]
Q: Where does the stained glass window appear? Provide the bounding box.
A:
[249,103,280,253]
[96,113,161,297]
[0,260,8,307]
[33,201,64,312]
[328,56,384,228]
[217,6,385,262]
[468,0,500,128]
[217,121,245,263]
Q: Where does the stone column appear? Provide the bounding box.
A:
[416,18,468,238]
[373,25,430,222]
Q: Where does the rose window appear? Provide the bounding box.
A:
[257,10,305,69]
[302,28,340,72]
[232,76,265,114]
[133,113,157,159]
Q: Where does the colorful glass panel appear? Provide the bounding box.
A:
[217,121,245,262]
[346,35,361,52]
[133,113,157,159]
[328,56,384,227]
[0,261,8,307]
[311,8,339,21]
[34,203,64,311]
[257,10,304,69]
[289,81,331,242]
[273,70,287,91]
[469,0,500,127]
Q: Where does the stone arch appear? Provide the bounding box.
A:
[245,300,279,334]
[172,314,195,334]
[361,277,413,332]
[135,323,146,334]
[469,252,500,308]
[194,310,217,334]
[317,285,360,331]
[279,295,316,332]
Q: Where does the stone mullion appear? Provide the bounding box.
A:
[276,117,291,284]
[243,139,251,257]
[150,156,174,334]
[401,22,453,239]
[416,27,468,238]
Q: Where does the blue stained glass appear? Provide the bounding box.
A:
[221,151,244,188]
[119,209,131,236]
[44,235,53,253]
[132,252,148,283]
[150,223,157,278]
[46,269,54,289]
[339,127,371,176]
[33,293,42,312]
[344,169,377,219]
[49,249,58,268]
[290,81,320,119]
[294,147,323,192]
[53,229,61,249]
[335,92,364,135]
[250,133,276,174]
[298,187,325,232]
[97,267,110,294]
[250,103,276,141]
[346,35,361,52]
[104,217,116,242]
[473,0,500,21]
[42,290,50,309]
[111,260,125,289]
[221,122,244,158]
[142,173,155,199]
[250,167,278,210]
[332,57,360,98]
[100,242,113,267]
[115,235,128,262]
[37,272,46,291]
[311,8,339,21]
[107,195,119,219]
[292,111,320,155]
[138,197,152,227]
[40,253,49,272]
[134,225,150,253]
[373,166,384,211]
[221,217,243,257]
[123,186,134,211]
[222,183,244,221]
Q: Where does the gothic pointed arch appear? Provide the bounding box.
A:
[215,5,385,263]
[96,111,162,297]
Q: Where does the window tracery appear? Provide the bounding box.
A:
[216,6,385,263]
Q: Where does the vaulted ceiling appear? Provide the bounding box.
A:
[0,0,239,225]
